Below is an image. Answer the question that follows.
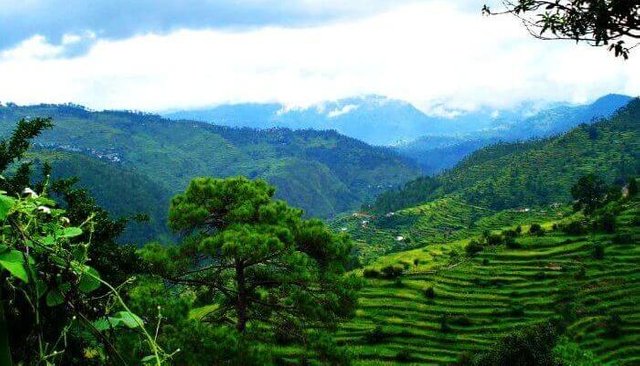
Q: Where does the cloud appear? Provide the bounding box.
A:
[0,0,421,52]
[327,104,359,118]
[0,1,637,113]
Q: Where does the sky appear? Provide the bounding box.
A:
[0,0,638,115]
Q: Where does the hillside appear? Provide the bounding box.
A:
[393,94,632,174]
[0,104,420,243]
[339,195,640,365]
[374,98,640,214]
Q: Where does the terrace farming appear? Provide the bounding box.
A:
[337,195,640,365]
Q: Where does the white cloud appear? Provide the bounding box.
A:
[327,104,358,118]
[0,1,637,113]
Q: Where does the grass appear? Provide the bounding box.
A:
[339,198,640,365]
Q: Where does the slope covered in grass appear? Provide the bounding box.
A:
[339,197,640,365]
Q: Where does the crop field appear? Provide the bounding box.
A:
[337,199,640,365]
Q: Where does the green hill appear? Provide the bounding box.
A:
[373,99,640,214]
[339,196,640,365]
[0,104,420,243]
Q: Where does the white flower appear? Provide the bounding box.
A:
[22,187,39,198]
[60,217,71,225]
[37,206,51,214]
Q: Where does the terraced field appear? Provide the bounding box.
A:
[332,196,565,265]
[338,198,640,365]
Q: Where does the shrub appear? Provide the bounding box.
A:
[363,268,380,278]
[364,326,387,344]
[424,286,435,299]
[465,240,484,256]
[449,315,473,327]
[504,236,521,249]
[482,258,490,266]
[395,350,413,363]
[380,265,404,279]
[440,315,452,333]
[562,220,588,235]
[594,212,616,233]
[515,225,522,234]
[604,314,623,338]
[502,229,518,238]
[413,258,420,266]
[612,233,632,244]
[529,223,544,236]
[486,234,504,246]
[575,267,587,280]
[394,278,404,288]
[593,243,605,259]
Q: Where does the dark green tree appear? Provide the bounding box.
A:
[0,117,53,194]
[571,174,609,214]
[483,1,640,58]
[142,177,359,340]
[628,177,638,197]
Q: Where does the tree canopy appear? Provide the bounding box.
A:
[143,176,359,340]
[483,1,640,58]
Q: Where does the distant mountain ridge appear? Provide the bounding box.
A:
[0,104,420,243]
[165,94,633,148]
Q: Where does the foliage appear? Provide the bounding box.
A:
[571,174,609,215]
[141,177,359,362]
[471,322,559,366]
[465,240,484,256]
[0,188,164,365]
[370,100,640,213]
[483,0,640,58]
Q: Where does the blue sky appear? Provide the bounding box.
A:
[0,0,637,113]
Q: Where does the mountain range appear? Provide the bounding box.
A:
[166,94,633,174]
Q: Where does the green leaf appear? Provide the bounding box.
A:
[0,250,29,282]
[61,227,83,238]
[141,355,158,364]
[111,311,144,329]
[0,195,15,220]
[46,289,65,306]
[93,318,111,331]
[78,266,101,293]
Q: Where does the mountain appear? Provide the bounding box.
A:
[372,98,640,215]
[0,103,420,243]
[393,94,633,174]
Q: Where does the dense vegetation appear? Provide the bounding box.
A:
[339,182,640,365]
[374,98,640,214]
[0,103,420,243]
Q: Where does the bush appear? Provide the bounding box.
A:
[472,322,558,366]
[593,243,605,260]
[380,265,404,279]
[394,278,404,288]
[362,268,380,278]
[529,223,544,236]
[482,258,490,266]
[465,240,484,256]
[502,229,518,238]
[413,258,420,266]
[424,286,435,299]
[562,220,588,235]
[612,233,632,244]
[395,350,413,363]
[364,326,387,344]
[515,225,522,234]
[449,315,473,326]
[483,233,502,246]
[604,314,623,338]
[594,212,616,233]
[504,236,521,249]
[440,315,452,333]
